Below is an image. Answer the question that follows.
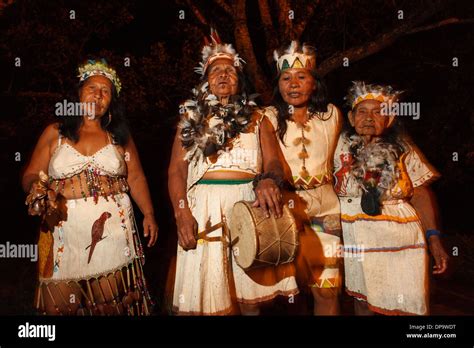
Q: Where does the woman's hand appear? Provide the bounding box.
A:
[429,235,449,274]
[252,178,283,218]
[176,208,198,250]
[142,213,158,247]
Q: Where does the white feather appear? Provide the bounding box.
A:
[288,40,298,54]
[273,50,280,62]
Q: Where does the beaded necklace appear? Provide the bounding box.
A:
[291,112,315,178]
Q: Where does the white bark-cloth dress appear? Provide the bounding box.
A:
[265,104,343,289]
[172,115,298,315]
[333,134,440,315]
[36,133,152,315]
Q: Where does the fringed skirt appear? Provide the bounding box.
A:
[340,196,429,315]
[172,180,298,315]
[35,193,153,315]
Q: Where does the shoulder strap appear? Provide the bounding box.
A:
[57,132,62,146]
[106,132,113,145]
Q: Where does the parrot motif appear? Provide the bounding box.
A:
[85,212,112,264]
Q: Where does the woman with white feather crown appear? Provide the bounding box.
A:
[262,40,343,315]
[333,81,449,315]
[168,29,298,315]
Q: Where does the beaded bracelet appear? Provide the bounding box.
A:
[252,172,286,190]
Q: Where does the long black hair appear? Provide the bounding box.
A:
[272,69,329,144]
[58,81,130,146]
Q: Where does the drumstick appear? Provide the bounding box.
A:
[195,222,225,240]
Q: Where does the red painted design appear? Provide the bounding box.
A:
[334,152,353,195]
[85,211,112,264]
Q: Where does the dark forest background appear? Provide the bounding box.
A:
[0,0,473,315]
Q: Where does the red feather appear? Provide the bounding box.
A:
[210,28,221,45]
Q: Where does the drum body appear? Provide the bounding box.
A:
[230,201,298,270]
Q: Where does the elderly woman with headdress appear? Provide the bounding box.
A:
[333,81,449,315]
[168,31,298,315]
[262,41,343,315]
[22,59,158,315]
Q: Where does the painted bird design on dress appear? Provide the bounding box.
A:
[85,212,112,264]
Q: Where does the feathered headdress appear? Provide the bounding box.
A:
[194,28,245,76]
[345,81,403,110]
[273,40,317,73]
[78,59,122,95]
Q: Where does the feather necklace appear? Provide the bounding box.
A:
[348,134,404,215]
[179,82,258,161]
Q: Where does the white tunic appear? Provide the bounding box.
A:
[265,104,343,288]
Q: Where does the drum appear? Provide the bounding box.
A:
[229,201,298,270]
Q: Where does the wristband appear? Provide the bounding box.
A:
[426,229,441,241]
[252,172,286,190]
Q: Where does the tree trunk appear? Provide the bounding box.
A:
[233,0,272,103]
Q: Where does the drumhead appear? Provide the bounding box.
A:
[229,201,257,270]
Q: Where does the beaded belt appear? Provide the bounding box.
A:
[50,172,129,204]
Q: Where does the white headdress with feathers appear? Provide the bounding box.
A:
[194,28,245,76]
[345,81,403,109]
[273,40,316,73]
